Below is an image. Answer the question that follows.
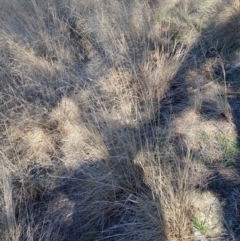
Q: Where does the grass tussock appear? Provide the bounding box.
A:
[1,0,240,240]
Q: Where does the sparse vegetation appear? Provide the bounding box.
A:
[0,0,240,240]
[193,216,211,234]
[216,134,239,167]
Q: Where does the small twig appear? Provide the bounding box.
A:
[190,80,217,93]
[220,59,228,105]
[212,122,225,134]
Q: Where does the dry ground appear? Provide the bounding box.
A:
[0,0,240,240]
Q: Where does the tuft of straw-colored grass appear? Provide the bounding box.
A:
[1,0,240,240]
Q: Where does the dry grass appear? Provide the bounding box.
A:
[1,0,240,240]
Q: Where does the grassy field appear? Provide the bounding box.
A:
[0,0,240,240]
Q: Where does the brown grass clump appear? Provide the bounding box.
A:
[1,0,240,240]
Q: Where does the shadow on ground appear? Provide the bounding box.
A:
[27,159,166,241]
